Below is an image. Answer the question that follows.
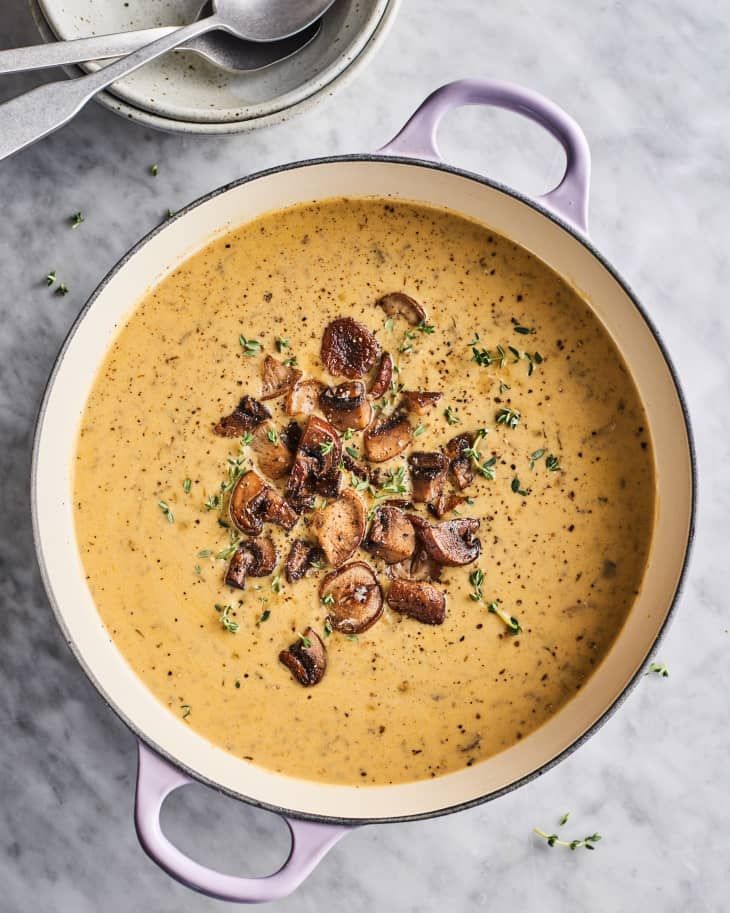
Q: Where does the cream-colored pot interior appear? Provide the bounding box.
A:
[32,160,693,822]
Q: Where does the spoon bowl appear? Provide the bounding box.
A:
[212,0,337,42]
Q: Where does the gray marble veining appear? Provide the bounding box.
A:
[0,0,727,910]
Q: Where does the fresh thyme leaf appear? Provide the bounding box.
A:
[194,564,202,576]
[216,603,239,633]
[488,600,522,634]
[511,476,530,497]
[239,335,262,357]
[217,518,230,528]
[197,549,212,558]
[166,208,176,220]
[472,344,507,368]
[646,662,669,678]
[267,427,280,446]
[181,704,192,719]
[496,407,521,429]
[384,318,395,332]
[469,568,485,602]
[546,454,561,472]
[323,617,333,637]
[413,422,427,438]
[276,337,289,352]
[342,428,354,441]
[283,356,298,367]
[444,406,461,425]
[380,464,407,495]
[56,283,69,296]
[150,164,159,177]
[46,270,56,286]
[398,329,418,354]
[70,211,84,229]
[345,445,360,459]
[183,478,192,494]
[271,574,282,594]
[499,381,511,394]
[322,593,335,606]
[319,439,334,456]
[346,634,359,642]
[513,325,533,335]
[257,608,271,624]
[417,321,435,335]
[529,448,546,470]
[240,432,253,446]
[216,540,240,561]
[158,500,175,523]
[298,632,312,648]
[204,493,221,511]
[559,812,570,826]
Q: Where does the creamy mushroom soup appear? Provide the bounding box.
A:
[74,198,655,786]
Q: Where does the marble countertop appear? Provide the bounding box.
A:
[0,0,725,910]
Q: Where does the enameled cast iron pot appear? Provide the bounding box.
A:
[32,79,695,903]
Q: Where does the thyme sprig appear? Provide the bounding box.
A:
[496,407,521,430]
[469,332,543,375]
[488,600,522,634]
[533,828,602,851]
[646,662,669,678]
[215,603,239,633]
[158,500,175,523]
[239,335,262,357]
[464,429,497,480]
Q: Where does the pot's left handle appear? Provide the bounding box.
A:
[378,78,591,234]
[134,742,351,903]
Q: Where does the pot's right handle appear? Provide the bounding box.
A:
[378,78,591,234]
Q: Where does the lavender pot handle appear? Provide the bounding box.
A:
[379,78,591,233]
[134,742,350,903]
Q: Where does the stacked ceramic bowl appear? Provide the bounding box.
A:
[28,0,399,133]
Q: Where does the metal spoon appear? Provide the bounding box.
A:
[0,0,336,162]
[0,11,321,76]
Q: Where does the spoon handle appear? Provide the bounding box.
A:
[0,27,182,75]
[0,15,220,163]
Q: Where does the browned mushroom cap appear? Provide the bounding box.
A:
[401,390,443,416]
[286,378,325,417]
[387,579,446,625]
[320,561,383,634]
[319,382,373,431]
[321,317,381,379]
[285,415,342,511]
[310,489,366,568]
[387,547,443,583]
[225,545,253,589]
[427,490,468,519]
[408,452,449,504]
[279,627,327,686]
[280,420,303,454]
[444,433,475,490]
[250,422,294,480]
[229,470,268,535]
[410,516,482,566]
[225,537,277,588]
[258,488,298,531]
[363,411,412,463]
[364,506,416,564]
[369,351,394,400]
[284,539,324,583]
[229,470,298,535]
[341,451,372,484]
[376,292,428,326]
[260,355,302,401]
[214,395,271,437]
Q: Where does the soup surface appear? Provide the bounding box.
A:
[74,198,655,786]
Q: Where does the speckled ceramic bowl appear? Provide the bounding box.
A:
[29,0,399,133]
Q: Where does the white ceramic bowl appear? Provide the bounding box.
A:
[29,0,400,134]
